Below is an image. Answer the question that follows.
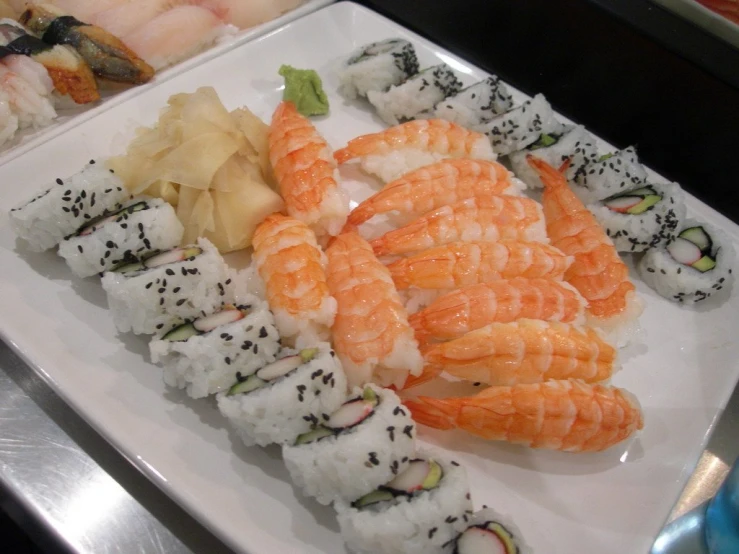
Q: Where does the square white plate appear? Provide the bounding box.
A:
[1,3,738,553]
[0,0,332,167]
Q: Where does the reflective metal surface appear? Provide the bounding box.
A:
[1,327,738,553]
[0,339,234,554]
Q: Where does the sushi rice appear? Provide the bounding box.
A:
[424,76,513,129]
[57,197,184,278]
[150,296,281,399]
[8,161,130,251]
[574,146,648,203]
[217,343,348,447]
[335,453,473,554]
[282,384,416,506]
[338,38,419,100]
[101,237,235,335]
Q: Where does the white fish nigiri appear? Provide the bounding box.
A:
[218,0,302,28]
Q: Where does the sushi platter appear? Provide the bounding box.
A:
[0,0,331,166]
[1,2,739,553]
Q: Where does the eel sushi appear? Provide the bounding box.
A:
[217,344,348,446]
[20,4,154,85]
[57,197,184,278]
[335,454,473,554]
[8,160,130,251]
[0,18,99,103]
[282,384,416,505]
[150,297,281,399]
[101,237,235,335]
[638,219,735,304]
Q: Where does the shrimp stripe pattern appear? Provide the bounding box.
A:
[527,156,637,320]
[334,119,493,165]
[252,213,336,344]
[387,240,573,290]
[409,278,587,343]
[369,194,547,256]
[405,379,644,452]
[422,319,617,386]
[269,101,348,237]
[326,232,423,389]
[347,158,515,226]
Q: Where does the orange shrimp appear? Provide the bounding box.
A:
[326,232,423,389]
[387,240,573,290]
[527,156,641,324]
[252,213,335,344]
[269,101,348,238]
[347,158,518,227]
[334,119,497,183]
[369,194,546,256]
[422,319,617,386]
[405,380,644,452]
[409,278,587,344]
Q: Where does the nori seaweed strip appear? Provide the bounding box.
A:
[6,34,51,56]
[0,45,12,59]
[42,15,86,44]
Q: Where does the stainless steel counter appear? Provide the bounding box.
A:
[1,336,737,553]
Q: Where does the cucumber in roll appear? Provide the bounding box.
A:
[588,182,686,253]
[283,384,416,505]
[638,219,735,304]
[445,507,532,554]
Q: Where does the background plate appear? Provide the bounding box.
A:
[0,3,738,553]
[0,0,333,167]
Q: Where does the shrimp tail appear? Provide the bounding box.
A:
[334,145,355,164]
[397,364,442,390]
[404,395,460,430]
[526,154,568,190]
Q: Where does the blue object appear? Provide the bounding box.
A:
[705,459,739,554]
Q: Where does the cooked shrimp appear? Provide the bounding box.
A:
[334,119,497,183]
[269,101,348,239]
[369,194,546,256]
[252,213,336,346]
[0,65,56,129]
[422,319,617,386]
[326,232,423,389]
[387,240,573,290]
[405,379,643,452]
[528,156,642,327]
[409,278,587,344]
[347,158,519,228]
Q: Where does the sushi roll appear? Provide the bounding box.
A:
[101,237,234,335]
[588,182,686,253]
[445,507,532,554]
[508,125,599,189]
[638,219,735,304]
[149,298,281,399]
[282,384,416,506]
[574,146,648,202]
[57,197,184,278]
[367,65,463,126]
[422,76,514,128]
[476,94,563,156]
[338,38,419,100]
[217,344,348,447]
[336,454,473,554]
[8,161,130,252]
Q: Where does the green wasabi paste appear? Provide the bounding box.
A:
[279,64,329,117]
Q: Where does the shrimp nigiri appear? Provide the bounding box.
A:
[347,158,519,228]
[252,213,336,347]
[422,319,617,386]
[0,64,56,129]
[387,240,573,290]
[405,379,644,452]
[528,156,643,330]
[269,101,348,239]
[409,278,587,344]
[326,232,423,389]
[334,119,497,183]
[369,194,546,256]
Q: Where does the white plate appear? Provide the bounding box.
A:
[0,0,332,167]
[1,2,738,553]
